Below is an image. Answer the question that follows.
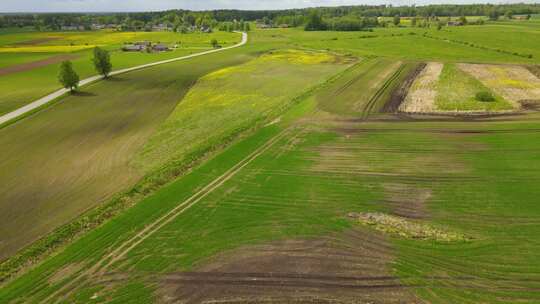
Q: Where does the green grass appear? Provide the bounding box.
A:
[261,26,539,64]
[392,123,540,303]
[0,45,258,261]
[435,64,513,111]
[4,85,540,302]
[135,49,352,171]
[3,23,539,116]
[316,57,420,116]
[429,24,540,60]
[0,30,240,116]
[4,20,540,304]
[0,45,349,283]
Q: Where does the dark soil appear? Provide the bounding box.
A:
[526,65,540,79]
[382,63,426,113]
[519,100,540,111]
[0,54,78,77]
[158,230,423,304]
[13,37,60,46]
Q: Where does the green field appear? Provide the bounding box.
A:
[0,30,240,115]
[0,40,349,262]
[435,64,513,111]
[268,26,540,64]
[0,37,255,260]
[2,16,540,304]
[3,60,540,302]
[316,57,419,116]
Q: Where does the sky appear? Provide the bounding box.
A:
[0,0,537,13]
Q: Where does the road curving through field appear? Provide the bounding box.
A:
[0,31,248,126]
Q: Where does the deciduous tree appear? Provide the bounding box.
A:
[92,47,112,78]
[58,60,80,92]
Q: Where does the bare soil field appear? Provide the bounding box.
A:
[13,37,60,46]
[399,62,443,113]
[159,230,422,304]
[459,64,540,107]
[383,63,426,113]
[0,54,78,76]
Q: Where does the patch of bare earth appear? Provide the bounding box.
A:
[458,64,540,107]
[308,144,371,175]
[399,63,443,113]
[13,37,60,46]
[382,183,432,220]
[0,54,78,77]
[527,65,540,79]
[158,231,423,304]
[383,63,427,113]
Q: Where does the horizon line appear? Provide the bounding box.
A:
[2,2,539,14]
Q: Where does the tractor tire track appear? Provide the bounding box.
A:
[40,126,291,303]
[361,63,407,119]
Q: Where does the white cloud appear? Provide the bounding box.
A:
[0,0,537,12]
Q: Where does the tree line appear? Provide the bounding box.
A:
[1,3,538,31]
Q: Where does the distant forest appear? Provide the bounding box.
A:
[1,3,539,32]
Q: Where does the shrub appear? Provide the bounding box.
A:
[476,91,495,102]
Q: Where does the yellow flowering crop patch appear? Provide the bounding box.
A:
[0,45,96,53]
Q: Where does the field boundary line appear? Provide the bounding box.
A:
[41,126,291,304]
[0,32,248,126]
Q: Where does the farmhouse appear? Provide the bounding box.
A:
[122,44,145,52]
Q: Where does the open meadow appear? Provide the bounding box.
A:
[2,10,540,304]
[0,30,240,115]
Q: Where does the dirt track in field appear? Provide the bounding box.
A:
[159,230,422,304]
[0,54,78,76]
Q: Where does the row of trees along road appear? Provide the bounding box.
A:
[58,47,113,92]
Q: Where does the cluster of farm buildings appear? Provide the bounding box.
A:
[122,41,173,52]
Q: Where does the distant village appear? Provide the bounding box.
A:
[60,23,212,33]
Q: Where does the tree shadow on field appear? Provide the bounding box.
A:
[72,91,97,97]
[105,76,127,82]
